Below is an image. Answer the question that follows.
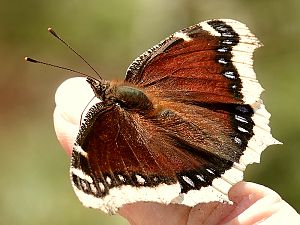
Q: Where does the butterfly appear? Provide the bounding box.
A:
[63,19,280,214]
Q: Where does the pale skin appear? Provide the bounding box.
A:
[53,80,300,225]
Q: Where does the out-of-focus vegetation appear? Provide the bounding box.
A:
[0,0,299,224]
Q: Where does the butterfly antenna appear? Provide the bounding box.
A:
[25,57,94,78]
[48,27,102,80]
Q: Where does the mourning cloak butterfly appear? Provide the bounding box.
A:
[63,19,279,214]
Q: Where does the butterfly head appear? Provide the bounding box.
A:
[86,77,110,100]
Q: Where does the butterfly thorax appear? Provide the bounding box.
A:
[86,77,153,112]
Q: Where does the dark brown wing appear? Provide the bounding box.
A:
[126,20,261,105]
[71,101,238,213]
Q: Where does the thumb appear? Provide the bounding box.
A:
[53,77,95,155]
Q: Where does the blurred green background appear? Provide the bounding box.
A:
[0,0,299,224]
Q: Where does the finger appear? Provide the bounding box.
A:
[220,181,280,223]
[53,107,77,155]
[223,182,300,225]
[53,77,95,155]
[229,181,281,204]
[261,201,300,225]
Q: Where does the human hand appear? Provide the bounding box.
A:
[54,78,300,225]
